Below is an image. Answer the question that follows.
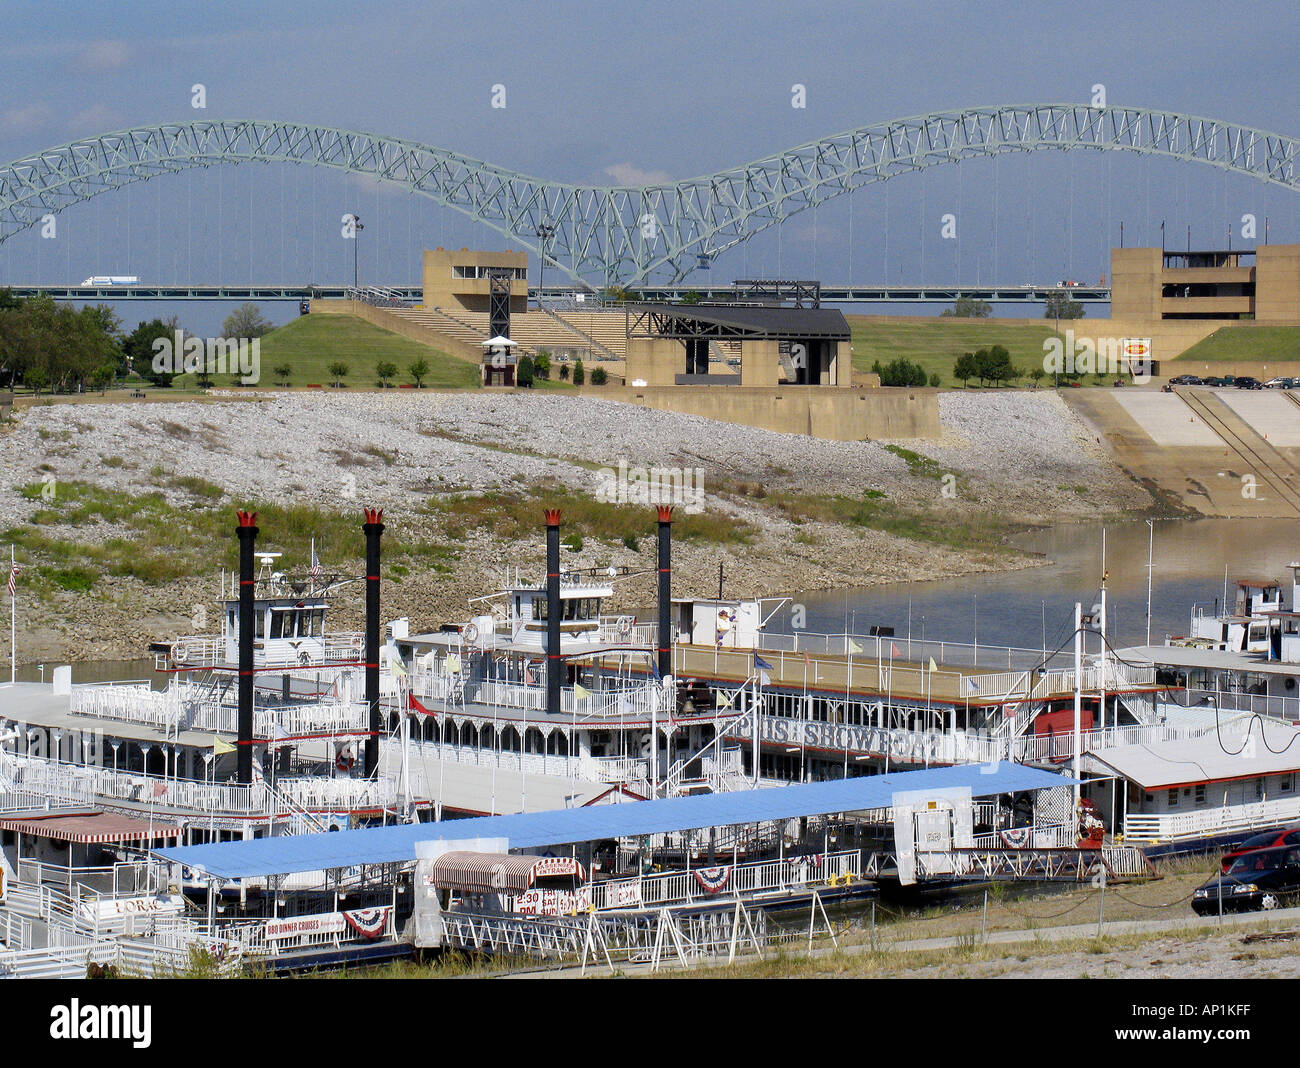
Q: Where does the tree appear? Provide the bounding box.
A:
[408,357,429,388]
[590,367,608,386]
[533,350,551,380]
[952,353,977,387]
[375,360,398,387]
[572,359,585,386]
[516,355,535,388]
[221,303,273,339]
[940,296,992,318]
[928,372,941,388]
[679,290,703,305]
[872,357,927,387]
[123,317,183,387]
[327,361,349,387]
[272,363,293,386]
[558,362,570,381]
[1044,291,1085,321]
[90,362,116,395]
[1029,367,1046,389]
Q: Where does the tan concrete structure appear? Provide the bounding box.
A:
[420,247,528,316]
[598,384,940,441]
[1111,245,1300,323]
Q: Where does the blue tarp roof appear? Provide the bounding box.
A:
[156,764,1072,880]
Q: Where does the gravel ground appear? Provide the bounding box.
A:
[0,390,1151,662]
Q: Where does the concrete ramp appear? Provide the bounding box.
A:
[1110,391,1222,446]
[1217,391,1300,447]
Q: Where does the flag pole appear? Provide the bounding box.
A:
[9,544,15,685]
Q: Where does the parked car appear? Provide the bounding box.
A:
[1220,827,1300,871]
[1265,378,1290,388]
[1193,846,1300,914]
[1235,376,1264,389]
[1168,374,1203,386]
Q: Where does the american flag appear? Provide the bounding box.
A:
[6,562,17,598]
[309,544,323,582]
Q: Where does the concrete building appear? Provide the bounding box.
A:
[421,247,529,316]
[1111,244,1300,322]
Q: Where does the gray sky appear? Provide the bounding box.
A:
[1,0,1296,331]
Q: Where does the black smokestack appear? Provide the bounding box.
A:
[657,506,673,680]
[235,510,258,785]
[545,509,562,719]
[363,507,384,779]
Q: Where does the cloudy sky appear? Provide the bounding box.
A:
[0,0,1296,329]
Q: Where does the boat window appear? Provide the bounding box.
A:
[1167,789,1178,807]
[270,611,286,639]
[255,608,266,639]
[226,609,236,634]
[313,609,326,635]
[1195,784,1206,805]
[534,596,547,621]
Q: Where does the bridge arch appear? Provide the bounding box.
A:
[0,105,1295,284]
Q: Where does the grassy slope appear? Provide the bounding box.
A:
[1175,325,1300,363]
[848,316,1070,387]
[172,314,481,390]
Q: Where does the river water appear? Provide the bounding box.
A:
[784,516,1300,654]
[10,517,1300,683]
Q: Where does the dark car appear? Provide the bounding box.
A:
[1235,376,1263,389]
[1193,847,1300,914]
[1168,374,1203,386]
[1220,827,1300,871]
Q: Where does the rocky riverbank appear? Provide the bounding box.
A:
[0,390,1152,663]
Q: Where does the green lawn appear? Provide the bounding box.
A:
[848,316,1071,387]
[1175,325,1300,363]
[171,314,481,390]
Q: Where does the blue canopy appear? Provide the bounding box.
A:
[157,763,1072,880]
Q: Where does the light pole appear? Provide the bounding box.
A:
[535,222,555,310]
[349,213,364,290]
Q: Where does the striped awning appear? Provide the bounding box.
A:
[0,812,182,844]
[428,851,585,895]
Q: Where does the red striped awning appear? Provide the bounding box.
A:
[0,812,182,844]
[427,852,585,895]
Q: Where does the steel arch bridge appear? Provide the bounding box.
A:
[1,104,1296,285]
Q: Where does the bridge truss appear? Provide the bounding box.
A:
[0,105,1295,285]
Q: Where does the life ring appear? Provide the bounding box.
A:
[172,643,188,662]
[336,750,355,773]
[464,622,479,645]
[616,615,633,637]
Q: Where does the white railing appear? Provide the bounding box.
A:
[1121,795,1300,844]
[960,661,1156,701]
[1,750,393,817]
[466,680,664,718]
[162,632,364,668]
[971,823,1078,849]
[585,850,860,912]
[1188,687,1300,724]
[1013,722,1214,764]
[69,681,368,736]
[754,632,1077,673]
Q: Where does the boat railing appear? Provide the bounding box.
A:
[1013,722,1214,764]
[69,681,369,736]
[467,679,666,717]
[752,632,1078,673]
[960,661,1156,701]
[1188,686,1300,724]
[1121,795,1300,845]
[1,750,393,818]
[391,739,645,790]
[971,823,1077,850]
[582,849,861,912]
[595,619,657,646]
[160,632,365,668]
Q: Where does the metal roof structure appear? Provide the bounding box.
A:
[428,851,585,895]
[1119,644,1300,677]
[156,763,1072,880]
[1084,729,1300,789]
[626,303,850,340]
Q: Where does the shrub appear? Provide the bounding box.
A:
[573,359,585,386]
[590,367,607,386]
